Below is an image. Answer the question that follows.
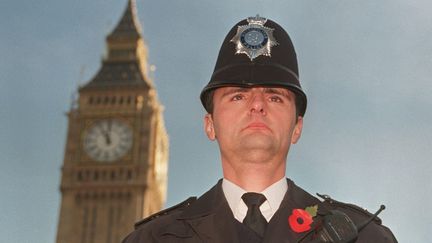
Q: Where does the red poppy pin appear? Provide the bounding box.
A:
[288,205,318,233]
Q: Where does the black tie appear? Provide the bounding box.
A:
[242,192,268,237]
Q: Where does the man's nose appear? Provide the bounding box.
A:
[249,93,267,115]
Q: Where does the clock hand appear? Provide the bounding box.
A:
[101,121,112,145]
[106,121,113,145]
[100,127,111,145]
[104,132,112,145]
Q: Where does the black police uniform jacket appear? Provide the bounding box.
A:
[122,179,397,243]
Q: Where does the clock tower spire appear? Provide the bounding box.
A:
[56,1,169,243]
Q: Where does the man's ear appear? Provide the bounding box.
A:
[204,114,216,140]
[291,116,303,144]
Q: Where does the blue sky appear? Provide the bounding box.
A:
[1,0,431,242]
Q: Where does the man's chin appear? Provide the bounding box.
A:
[239,135,275,151]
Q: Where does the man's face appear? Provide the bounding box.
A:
[204,86,303,163]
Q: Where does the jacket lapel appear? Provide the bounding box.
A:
[177,180,239,243]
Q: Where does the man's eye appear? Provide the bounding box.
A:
[269,96,283,102]
[232,94,244,101]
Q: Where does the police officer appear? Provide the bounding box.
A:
[122,16,397,243]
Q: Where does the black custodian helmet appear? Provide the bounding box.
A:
[200,15,307,116]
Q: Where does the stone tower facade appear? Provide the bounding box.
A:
[56,1,168,242]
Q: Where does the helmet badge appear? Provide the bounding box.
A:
[230,15,279,61]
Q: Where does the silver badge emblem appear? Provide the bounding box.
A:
[230,15,279,61]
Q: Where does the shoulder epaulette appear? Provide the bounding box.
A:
[317,193,382,224]
[134,197,197,229]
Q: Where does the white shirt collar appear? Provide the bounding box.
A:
[222,177,288,223]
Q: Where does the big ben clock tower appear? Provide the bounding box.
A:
[56,1,169,242]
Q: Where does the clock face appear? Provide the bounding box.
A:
[83,119,133,162]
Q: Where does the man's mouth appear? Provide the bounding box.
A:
[244,122,271,131]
